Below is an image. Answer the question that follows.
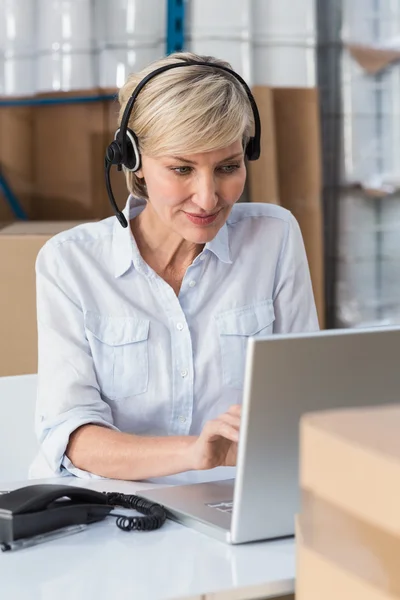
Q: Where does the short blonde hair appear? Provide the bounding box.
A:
[118,52,255,200]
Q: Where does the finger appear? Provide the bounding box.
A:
[205,419,240,443]
[227,404,242,417]
[217,412,241,430]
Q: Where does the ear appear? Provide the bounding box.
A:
[135,168,144,179]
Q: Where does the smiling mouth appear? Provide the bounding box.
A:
[183,210,221,225]
[185,212,219,217]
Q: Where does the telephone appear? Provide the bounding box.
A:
[0,484,167,550]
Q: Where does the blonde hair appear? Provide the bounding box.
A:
[118,52,254,200]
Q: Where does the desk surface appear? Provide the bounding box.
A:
[0,476,295,600]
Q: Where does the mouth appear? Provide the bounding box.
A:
[183,210,221,226]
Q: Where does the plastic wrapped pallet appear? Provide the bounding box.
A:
[334,0,400,327]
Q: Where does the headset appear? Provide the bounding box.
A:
[104,60,262,228]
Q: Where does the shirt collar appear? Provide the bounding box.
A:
[113,195,233,278]
[204,221,232,264]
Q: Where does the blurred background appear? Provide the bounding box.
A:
[1,0,400,376]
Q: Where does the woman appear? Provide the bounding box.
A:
[31,52,319,480]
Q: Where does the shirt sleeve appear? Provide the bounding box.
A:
[273,213,320,333]
[35,240,118,478]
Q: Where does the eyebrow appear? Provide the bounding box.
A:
[168,153,243,165]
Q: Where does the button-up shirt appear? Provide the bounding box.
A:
[30,196,319,478]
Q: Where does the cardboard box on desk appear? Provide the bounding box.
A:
[297,406,400,600]
[300,405,400,532]
[0,221,87,376]
[32,88,127,221]
[296,512,400,600]
[0,96,34,221]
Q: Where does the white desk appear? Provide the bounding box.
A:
[0,374,38,481]
[0,477,295,600]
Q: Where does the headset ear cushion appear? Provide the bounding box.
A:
[245,138,260,161]
[106,140,123,165]
[124,128,141,171]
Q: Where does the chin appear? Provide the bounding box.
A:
[181,221,224,244]
[176,210,230,244]
[186,231,219,244]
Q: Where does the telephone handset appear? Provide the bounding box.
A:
[0,484,167,550]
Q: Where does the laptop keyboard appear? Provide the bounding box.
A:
[205,501,233,514]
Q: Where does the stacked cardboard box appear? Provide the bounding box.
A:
[0,221,90,377]
[32,88,129,220]
[0,89,127,376]
[297,404,400,599]
[0,98,35,222]
[248,87,324,328]
[0,88,128,223]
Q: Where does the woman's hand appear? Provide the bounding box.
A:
[189,405,241,470]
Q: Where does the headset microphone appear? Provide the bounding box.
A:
[104,61,262,228]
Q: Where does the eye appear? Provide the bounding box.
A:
[171,166,193,176]
[218,164,240,174]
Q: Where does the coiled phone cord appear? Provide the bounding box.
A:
[104,492,167,532]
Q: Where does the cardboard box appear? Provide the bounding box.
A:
[32,89,122,221]
[0,221,86,376]
[297,406,400,600]
[300,492,400,598]
[296,514,399,600]
[1,89,128,223]
[0,98,34,221]
[248,87,325,328]
[247,87,280,205]
[300,405,400,534]
[273,88,325,328]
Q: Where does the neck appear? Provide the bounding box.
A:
[131,204,203,274]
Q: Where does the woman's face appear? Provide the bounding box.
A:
[136,140,246,244]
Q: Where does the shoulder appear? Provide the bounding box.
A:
[227,202,296,243]
[227,202,293,227]
[226,203,305,263]
[46,217,114,248]
[36,217,115,270]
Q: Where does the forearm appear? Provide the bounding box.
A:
[66,424,196,480]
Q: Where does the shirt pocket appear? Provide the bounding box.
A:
[215,300,275,390]
[84,312,150,400]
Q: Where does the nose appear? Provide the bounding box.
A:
[192,173,219,212]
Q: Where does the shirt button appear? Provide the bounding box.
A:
[181,369,188,378]
[179,416,187,423]
[199,255,205,261]
[189,280,196,288]
[176,322,184,331]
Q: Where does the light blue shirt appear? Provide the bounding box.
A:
[30,196,319,479]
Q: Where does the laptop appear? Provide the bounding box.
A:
[140,327,400,544]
